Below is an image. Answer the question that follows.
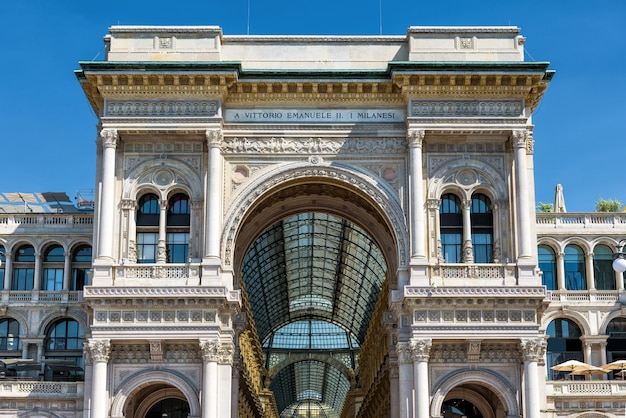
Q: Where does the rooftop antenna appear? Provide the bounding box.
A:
[247,0,251,35]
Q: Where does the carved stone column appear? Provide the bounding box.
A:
[157,198,168,264]
[461,199,473,263]
[585,251,594,290]
[32,251,41,290]
[217,342,235,418]
[3,252,12,290]
[556,252,565,290]
[97,129,118,261]
[410,338,431,418]
[520,338,545,418]
[511,129,533,260]
[397,342,415,418]
[199,339,220,418]
[408,129,426,261]
[63,250,71,290]
[86,339,111,418]
[203,129,223,281]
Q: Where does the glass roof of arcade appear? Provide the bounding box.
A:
[242,212,387,416]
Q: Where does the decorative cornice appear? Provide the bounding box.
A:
[84,286,241,303]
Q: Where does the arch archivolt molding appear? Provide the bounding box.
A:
[427,157,507,202]
[109,369,201,418]
[121,157,201,202]
[430,368,519,418]
[221,160,409,270]
[541,309,591,336]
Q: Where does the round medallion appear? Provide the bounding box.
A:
[154,170,173,186]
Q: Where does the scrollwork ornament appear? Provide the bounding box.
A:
[408,129,425,148]
[217,343,235,366]
[409,338,432,362]
[99,129,119,149]
[86,339,111,363]
[206,129,223,147]
[199,340,221,362]
[511,129,528,150]
[520,338,546,363]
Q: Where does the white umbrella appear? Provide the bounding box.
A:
[602,360,626,378]
[551,359,593,372]
[570,365,607,378]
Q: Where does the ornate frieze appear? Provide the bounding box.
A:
[221,135,406,155]
[411,99,524,117]
[429,342,520,363]
[104,99,219,117]
[93,308,218,326]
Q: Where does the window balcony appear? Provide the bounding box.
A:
[112,263,201,286]
[0,290,83,305]
[429,263,517,286]
[546,289,623,305]
[546,381,626,412]
[0,380,84,398]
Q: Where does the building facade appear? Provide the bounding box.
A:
[0,25,624,418]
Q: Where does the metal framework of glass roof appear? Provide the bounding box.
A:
[242,212,387,416]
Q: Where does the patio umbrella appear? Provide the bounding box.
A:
[602,360,626,378]
[569,365,607,377]
[554,183,566,213]
[551,359,593,372]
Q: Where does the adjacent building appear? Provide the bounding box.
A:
[0,25,623,418]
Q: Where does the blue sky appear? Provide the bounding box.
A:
[1,0,624,212]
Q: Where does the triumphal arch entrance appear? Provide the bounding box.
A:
[77,25,552,418]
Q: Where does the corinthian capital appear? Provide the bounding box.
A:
[99,129,119,148]
[199,339,220,362]
[520,338,546,363]
[206,129,223,147]
[409,338,432,362]
[408,129,425,148]
[217,342,235,366]
[396,342,413,364]
[511,129,531,151]
[85,339,111,363]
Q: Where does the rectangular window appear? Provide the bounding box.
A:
[12,268,34,290]
[471,233,493,263]
[71,268,88,290]
[441,232,461,263]
[137,233,158,263]
[167,232,190,263]
[43,268,64,290]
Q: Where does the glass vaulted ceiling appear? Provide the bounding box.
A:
[242,212,387,417]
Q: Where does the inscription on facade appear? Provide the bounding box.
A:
[224,108,405,123]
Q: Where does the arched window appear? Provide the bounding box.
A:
[146,398,190,418]
[440,193,462,263]
[45,319,84,375]
[470,193,493,263]
[167,193,190,263]
[606,318,626,379]
[0,318,21,352]
[594,245,615,290]
[564,245,586,290]
[136,193,160,263]
[12,245,35,290]
[71,245,92,290]
[546,318,583,380]
[42,245,65,291]
[539,245,557,290]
